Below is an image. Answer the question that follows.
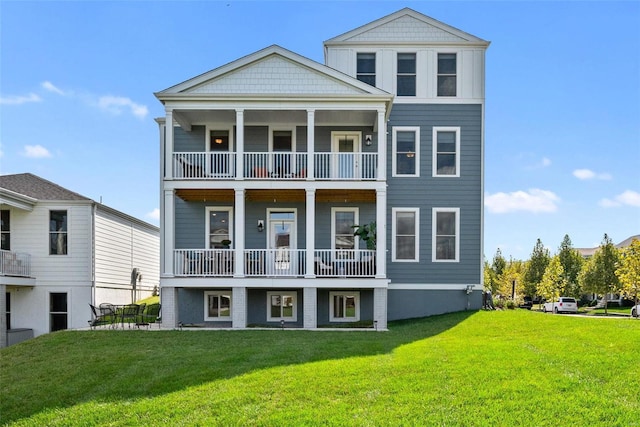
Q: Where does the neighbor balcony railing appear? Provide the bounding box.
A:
[173,249,376,278]
[0,250,32,277]
[172,152,377,180]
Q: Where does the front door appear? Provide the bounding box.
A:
[332,132,360,179]
[268,211,296,274]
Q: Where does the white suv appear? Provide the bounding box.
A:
[632,304,639,318]
[543,297,578,314]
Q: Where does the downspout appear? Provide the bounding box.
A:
[91,202,96,305]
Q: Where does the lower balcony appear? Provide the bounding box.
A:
[174,249,376,278]
[0,250,31,278]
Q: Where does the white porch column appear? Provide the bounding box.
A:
[375,188,387,278]
[306,109,315,180]
[160,286,179,329]
[234,189,245,277]
[232,286,247,328]
[165,109,174,180]
[303,287,317,329]
[377,109,387,181]
[235,109,244,180]
[305,189,316,277]
[373,287,388,331]
[163,190,175,276]
[0,285,6,348]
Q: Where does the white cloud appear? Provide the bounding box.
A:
[41,81,66,95]
[23,144,52,158]
[485,189,560,214]
[573,168,612,180]
[0,93,42,105]
[146,208,160,221]
[98,96,148,119]
[599,190,640,208]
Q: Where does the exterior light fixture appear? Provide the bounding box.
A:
[257,220,264,232]
[365,135,372,146]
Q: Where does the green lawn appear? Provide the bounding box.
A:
[1,310,639,426]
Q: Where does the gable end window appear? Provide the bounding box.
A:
[437,53,457,97]
[49,210,68,255]
[357,53,376,86]
[433,127,460,177]
[397,53,416,96]
[433,208,460,262]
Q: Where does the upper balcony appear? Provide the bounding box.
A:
[172,151,378,181]
[0,250,32,279]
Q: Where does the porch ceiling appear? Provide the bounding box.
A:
[173,109,377,127]
[175,188,375,203]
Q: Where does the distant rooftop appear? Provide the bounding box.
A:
[576,234,640,257]
[0,173,90,201]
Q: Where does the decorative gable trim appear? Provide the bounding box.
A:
[156,45,391,98]
[324,7,489,47]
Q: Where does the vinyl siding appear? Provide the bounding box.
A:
[386,103,482,285]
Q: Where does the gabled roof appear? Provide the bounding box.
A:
[155,45,391,99]
[0,173,90,201]
[324,7,489,47]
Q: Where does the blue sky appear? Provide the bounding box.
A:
[1,1,639,260]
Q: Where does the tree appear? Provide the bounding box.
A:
[484,260,498,294]
[616,238,640,307]
[499,258,526,301]
[578,234,621,314]
[523,239,550,298]
[492,248,507,278]
[538,256,567,308]
[557,235,584,298]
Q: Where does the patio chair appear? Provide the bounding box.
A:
[136,303,161,329]
[88,304,112,329]
[98,303,118,328]
[120,304,142,329]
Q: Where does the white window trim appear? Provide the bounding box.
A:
[206,126,234,152]
[391,207,420,263]
[205,207,234,249]
[432,126,460,178]
[204,291,232,321]
[331,207,359,253]
[432,207,460,263]
[49,209,69,256]
[268,126,296,152]
[267,291,297,322]
[392,126,420,177]
[329,291,360,322]
[435,50,459,98]
[355,51,378,85]
[395,51,417,97]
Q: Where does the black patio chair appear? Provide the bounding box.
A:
[136,303,161,329]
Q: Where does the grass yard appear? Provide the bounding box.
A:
[1,310,639,426]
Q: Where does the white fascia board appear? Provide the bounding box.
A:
[0,189,37,211]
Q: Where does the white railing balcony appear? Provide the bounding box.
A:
[173,152,236,179]
[173,249,376,278]
[0,250,31,277]
[171,152,378,180]
[313,249,376,277]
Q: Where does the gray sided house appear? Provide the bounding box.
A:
[0,173,159,346]
[155,8,489,330]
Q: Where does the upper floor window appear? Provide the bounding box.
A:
[357,53,376,86]
[206,207,233,249]
[397,53,416,96]
[209,130,230,152]
[433,127,460,177]
[332,208,358,257]
[393,127,420,177]
[1,210,10,250]
[49,210,67,255]
[392,208,419,262]
[437,53,457,96]
[433,208,459,262]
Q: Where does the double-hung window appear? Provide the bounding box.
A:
[204,291,232,321]
[1,210,9,250]
[433,208,460,262]
[357,53,376,86]
[397,53,416,96]
[437,53,457,97]
[50,292,68,331]
[206,207,233,249]
[433,127,460,177]
[332,208,358,259]
[49,210,67,255]
[267,291,297,322]
[330,292,360,322]
[392,208,419,262]
[393,127,419,177]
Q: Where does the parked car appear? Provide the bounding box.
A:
[632,304,639,318]
[519,296,533,310]
[543,297,578,314]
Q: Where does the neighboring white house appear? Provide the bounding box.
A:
[0,173,159,347]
